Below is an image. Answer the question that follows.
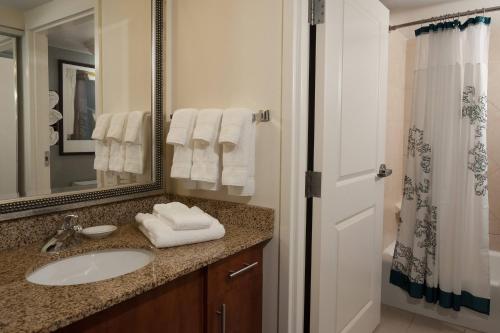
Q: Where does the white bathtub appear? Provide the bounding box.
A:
[382,241,500,333]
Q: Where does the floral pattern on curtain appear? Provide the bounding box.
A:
[390,17,492,315]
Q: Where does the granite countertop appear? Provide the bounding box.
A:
[0,222,273,333]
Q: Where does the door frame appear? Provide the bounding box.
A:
[279,0,310,332]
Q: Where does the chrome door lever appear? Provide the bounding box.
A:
[377,164,393,178]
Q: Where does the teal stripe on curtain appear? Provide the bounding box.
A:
[390,269,491,315]
[415,16,492,37]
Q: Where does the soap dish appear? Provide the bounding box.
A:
[81,225,117,239]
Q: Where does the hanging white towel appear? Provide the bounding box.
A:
[153,202,212,230]
[124,111,147,174]
[107,113,128,172]
[219,107,247,145]
[167,108,198,146]
[167,109,198,179]
[227,120,255,196]
[92,114,112,171]
[191,109,222,187]
[135,213,225,248]
[220,108,255,196]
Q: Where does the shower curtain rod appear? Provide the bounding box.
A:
[389,5,500,31]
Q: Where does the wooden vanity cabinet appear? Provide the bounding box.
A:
[57,245,263,333]
[207,245,263,333]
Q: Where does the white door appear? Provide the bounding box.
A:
[309,0,389,332]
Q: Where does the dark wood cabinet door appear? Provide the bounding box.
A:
[58,270,205,333]
[207,245,263,333]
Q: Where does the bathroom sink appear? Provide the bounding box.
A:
[27,248,154,286]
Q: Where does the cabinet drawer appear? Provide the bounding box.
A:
[207,245,263,333]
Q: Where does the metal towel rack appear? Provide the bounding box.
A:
[168,109,271,123]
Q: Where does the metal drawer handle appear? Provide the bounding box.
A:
[216,304,226,333]
[228,261,259,279]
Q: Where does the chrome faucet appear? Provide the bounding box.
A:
[41,214,83,253]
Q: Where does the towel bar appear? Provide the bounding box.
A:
[168,109,271,123]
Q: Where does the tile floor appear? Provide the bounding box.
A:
[374,305,484,333]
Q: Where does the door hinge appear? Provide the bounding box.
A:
[305,171,322,198]
[309,0,325,25]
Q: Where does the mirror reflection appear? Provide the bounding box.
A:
[0,0,153,200]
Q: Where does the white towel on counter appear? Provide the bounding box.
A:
[153,202,212,230]
[167,109,198,179]
[220,109,255,196]
[92,114,112,171]
[107,113,128,172]
[135,213,225,248]
[124,111,147,174]
[191,109,222,187]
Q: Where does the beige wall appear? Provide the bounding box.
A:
[167,0,283,332]
[100,0,152,114]
[0,5,24,30]
[385,7,500,251]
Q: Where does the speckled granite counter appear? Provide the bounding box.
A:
[0,199,273,333]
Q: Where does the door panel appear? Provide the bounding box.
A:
[310,0,388,332]
[340,1,383,177]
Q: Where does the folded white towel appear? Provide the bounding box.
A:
[168,109,198,179]
[92,114,112,140]
[191,109,222,185]
[166,108,197,146]
[107,113,128,172]
[94,141,110,171]
[92,114,112,171]
[219,108,248,145]
[106,112,128,141]
[109,141,126,172]
[153,202,212,230]
[124,111,147,174]
[227,119,255,196]
[220,109,255,192]
[135,213,225,248]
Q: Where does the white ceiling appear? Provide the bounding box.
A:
[47,15,95,55]
[0,0,53,11]
[380,0,459,10]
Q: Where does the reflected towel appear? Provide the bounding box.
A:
[124,111,147,174]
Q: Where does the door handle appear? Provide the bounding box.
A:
[228,261,259,279]
[216,304,226,333]
[377,164,392,178]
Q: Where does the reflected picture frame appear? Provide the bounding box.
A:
[58,60,96,155]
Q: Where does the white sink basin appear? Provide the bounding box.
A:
[27,248,154,286]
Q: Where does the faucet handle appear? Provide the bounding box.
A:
[62,214,79,230]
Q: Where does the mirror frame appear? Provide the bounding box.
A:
[0,0,164,220]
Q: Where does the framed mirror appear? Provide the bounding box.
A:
[0,0,164,220]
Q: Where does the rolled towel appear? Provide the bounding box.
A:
[167,109,198,179]
[153,202,212,230]
[135,213,225,248]
[191,109,222,186]
[220,108,254,189]
[124,111,147,174]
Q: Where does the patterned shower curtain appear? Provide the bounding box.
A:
[390,17,492,315]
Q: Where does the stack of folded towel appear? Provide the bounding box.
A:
[135,202,225,248]
[166,108,255,196]
[92,111,148,175]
